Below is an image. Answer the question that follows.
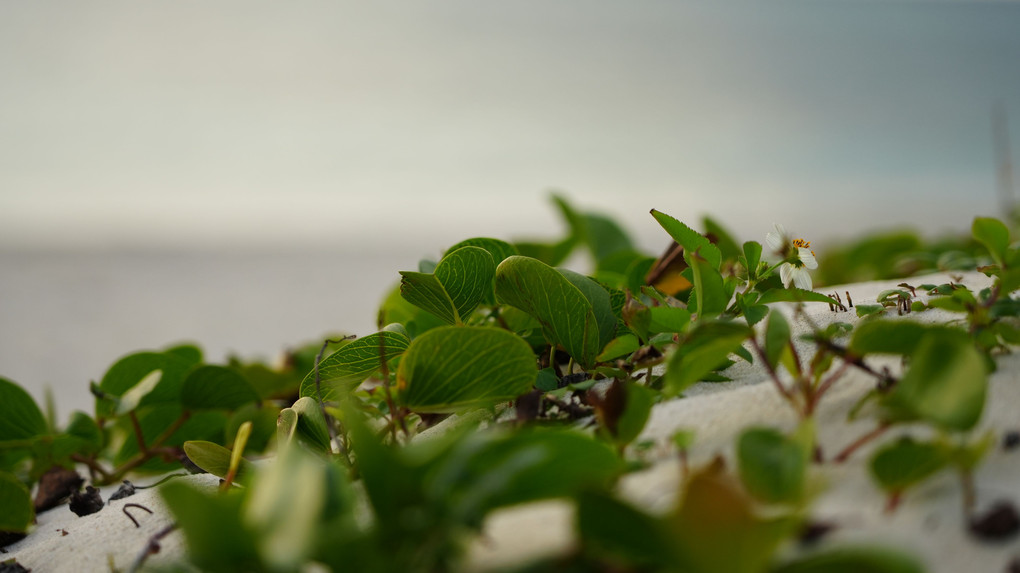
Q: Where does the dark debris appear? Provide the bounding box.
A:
[33,466,83,513]
[969,501,1020,541]
[69,486,104,517]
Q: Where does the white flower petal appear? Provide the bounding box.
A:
[779,263,794,288]
[791,267,813,290]
[798,248,818,270]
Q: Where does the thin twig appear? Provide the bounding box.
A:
[128,523,177,573]
[748,337,795,403]
[122,503,153,528]
[833,422,892,463]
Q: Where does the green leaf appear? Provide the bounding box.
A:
[494,255,605,367]
[245,447,330,570]
[757,288,836,305]
[429,428,623,526]
[398,326,537,413]
[669,460,798,573]
[743,241,763,280]
[161,481,262,572]
[647,306,692,334]
[849,321,957,356]
[764,311,791,370]
[277,408,298,445]
[64,411,103,455]
[773,547,924,573]
[664,323,750,397]
[435,246,497,321]
[558,268,617,351]
[0,470,33,532]
[614,383,656,448]
[576,490,676,568]
[869,436,950,493]
[399,271,459,325]
[225,404,279,455]
[0,377,47,441]
[95,350,195,417]
[115,407,226,471]
[377,282,446,337]
[183,440,253,482]
[737,428,807,504]
[298,332,410,401]
[445,237,518,265]
[181,366,260,411]
[702,216,742,263]
[650,209,722,270]
[687,248,728,319]
[289,397,331,454]
[972,216,1010,266]
[597,334,642,362]
[883,330,987,431]
[855,304,886,318]
[400,246,497,325]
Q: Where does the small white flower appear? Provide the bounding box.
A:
[766,224,818,290]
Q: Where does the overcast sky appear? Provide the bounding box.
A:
[2,1,1019,253]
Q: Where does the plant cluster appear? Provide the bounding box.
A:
[1,197,1015,572]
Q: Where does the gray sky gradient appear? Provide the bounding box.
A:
[2,0,1019,252]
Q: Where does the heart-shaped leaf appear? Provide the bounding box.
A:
[298,331,410,401]
[181,366,260,411]
[397,325,537,413]
[400,246,496,325]
[494,255,609,368]
[0,377,47,442]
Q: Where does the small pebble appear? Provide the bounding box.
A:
[969,501,1020,541]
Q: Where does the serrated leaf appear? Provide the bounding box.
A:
[181,365,260,411]
[650,209,722,270]
[397,326,537,413]
[0,377,48,442]
[973,216,1010,267]
[757,288,836,305]
[737,427,807,504]
[494,255,605,367]
[298,332,410,401]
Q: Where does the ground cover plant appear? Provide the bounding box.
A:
[1,196,1017,572]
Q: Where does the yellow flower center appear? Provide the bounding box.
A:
[792,238,811,249]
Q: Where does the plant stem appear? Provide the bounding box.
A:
[104,411,192,484]
[748,337,795,406]
[833,421,892,463]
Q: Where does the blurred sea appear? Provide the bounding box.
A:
[0,248,415,417]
